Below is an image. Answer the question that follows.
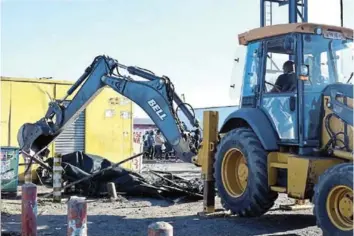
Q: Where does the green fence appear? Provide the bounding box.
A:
[1,147,20,193]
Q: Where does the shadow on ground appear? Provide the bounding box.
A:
[2,212,317,236]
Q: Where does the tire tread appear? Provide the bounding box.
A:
[313,162,353,236]
[214,127,278,217]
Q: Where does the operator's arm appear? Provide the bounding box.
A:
[18,55,200,163]
[269,74,284,93]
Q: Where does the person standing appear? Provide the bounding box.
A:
[163,140,172,160]
[154,130,164,160]
[147,130,155,160]
[142,131,149,159]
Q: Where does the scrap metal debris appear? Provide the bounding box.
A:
[36,151,203,202]
[148,170,203,199]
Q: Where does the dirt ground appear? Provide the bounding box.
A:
[1,162,322,236]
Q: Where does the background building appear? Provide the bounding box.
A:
[1,77,134,180]
[177,105,240,131]
[131,104,239,151]
[133,117,157,144]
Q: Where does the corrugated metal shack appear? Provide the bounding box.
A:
[1,77,134,181]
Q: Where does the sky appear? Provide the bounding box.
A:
[1,0,353,118]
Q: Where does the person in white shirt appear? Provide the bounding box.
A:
[154,129,164,160]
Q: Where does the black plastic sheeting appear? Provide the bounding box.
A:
[42,152,203,200]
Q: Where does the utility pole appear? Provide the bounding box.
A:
[340,0,343,27]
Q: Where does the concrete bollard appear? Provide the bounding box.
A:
[67,196,88,236]
[148,221,173,236]
[21,183,37,236]
[53,153,62,203]
[107,182,118,200]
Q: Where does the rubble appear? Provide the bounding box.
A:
[35,151,204,202]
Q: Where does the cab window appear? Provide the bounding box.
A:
[303,34,353,92]
[241,42,260,97]
[264,36,297,94]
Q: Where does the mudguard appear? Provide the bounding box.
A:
[219,108,279,150]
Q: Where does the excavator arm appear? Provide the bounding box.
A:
[18,55,201,163]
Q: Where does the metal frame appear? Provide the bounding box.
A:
[295,33,305,150]
[260,0,308,78]
[260,0,308,27]
[200,111,219,214]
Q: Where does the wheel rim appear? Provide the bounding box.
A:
[326,185,353,231]
[221,148,248,197]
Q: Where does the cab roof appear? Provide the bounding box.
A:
[238,23,354,45]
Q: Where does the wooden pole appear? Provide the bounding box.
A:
[107,182,118,200]
[21,182,37,236]
[67,196,87,236]
[148,222,173,236]
[53,153,62,203]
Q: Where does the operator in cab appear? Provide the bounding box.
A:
[270,60,297,93]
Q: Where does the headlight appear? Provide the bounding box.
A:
[300,65,309,76]
[314,27,322,35]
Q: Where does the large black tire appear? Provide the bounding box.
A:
[214,127,278,217]
[313,162,353,236]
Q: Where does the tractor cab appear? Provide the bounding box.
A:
[229,23,353,154]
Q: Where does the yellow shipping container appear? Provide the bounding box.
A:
[0,77,133,181]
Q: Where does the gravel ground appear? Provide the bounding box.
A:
[1,162,322,236]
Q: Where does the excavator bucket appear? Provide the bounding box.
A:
[17,122,54,156]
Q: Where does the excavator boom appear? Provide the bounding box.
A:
[18,55,201,163]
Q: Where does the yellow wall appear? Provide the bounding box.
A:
[55,84,80,100]
[1,81,11,146]
[1,80,55,180]
[85,88,133,169]
[1,77,133,180]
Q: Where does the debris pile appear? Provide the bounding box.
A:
[36,151,203,202]
[149,170,203,197]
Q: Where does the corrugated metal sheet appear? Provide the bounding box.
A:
[54,101,85,155]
